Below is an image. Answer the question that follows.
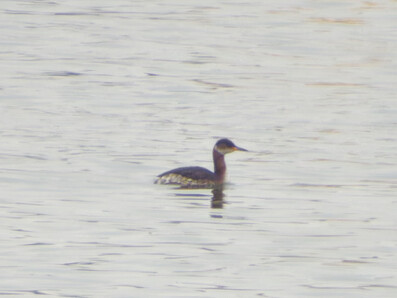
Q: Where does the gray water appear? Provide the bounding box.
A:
[1,0,396,297]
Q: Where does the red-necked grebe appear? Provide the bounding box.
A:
[155,138,247,188]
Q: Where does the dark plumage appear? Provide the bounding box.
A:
[155,138,247,188]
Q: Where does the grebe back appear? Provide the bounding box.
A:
[155,138,247,188]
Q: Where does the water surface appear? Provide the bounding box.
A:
[0,0,396,297]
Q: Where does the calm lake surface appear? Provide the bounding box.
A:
[1,0,396,297]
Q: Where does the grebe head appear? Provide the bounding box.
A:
[214,138,248,155]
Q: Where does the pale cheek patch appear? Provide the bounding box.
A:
[215,147,233,155]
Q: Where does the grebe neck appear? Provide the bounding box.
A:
[213,148,226,184]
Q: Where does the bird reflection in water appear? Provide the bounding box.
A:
[173,184,225,208]
[211,184,225,208]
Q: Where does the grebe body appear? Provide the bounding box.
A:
[155,138,247,188]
